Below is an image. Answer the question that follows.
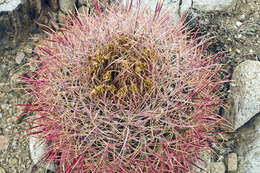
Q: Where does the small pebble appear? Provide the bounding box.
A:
[23,45,33,54]
[15,52,25,64]
[225,153,237,172]
[235,49,241,54]
[0,135,9,151]
[217,155,224,162]
[236,21,242,27]
[239,14,246,21]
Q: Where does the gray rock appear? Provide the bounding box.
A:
[0,0,21,12]
[0,0,40,53]
[236,114,260,173]
[229,60,260,129]
[225,153,238,172]
[59,0,76,14]
[29,0,42,16]
[193,0,236,11]
[210,161,226,173]
[29,135,55,171]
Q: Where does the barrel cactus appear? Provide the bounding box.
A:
[20,0,229,172]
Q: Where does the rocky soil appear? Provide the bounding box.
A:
[0,0,259,172]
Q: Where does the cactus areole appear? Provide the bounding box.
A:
[20,0,229,172]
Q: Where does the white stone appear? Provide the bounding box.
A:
[29,135,55,171]
[179,0,192,16]
[0,0,21,12]
[236,21,242,27]
[121,0,160,11]
[236,114,260,173]
[229,60,260,129]
[193,0,236,11]
[59,0,76,14]
[15,51,24,64]
[121,0,180,21]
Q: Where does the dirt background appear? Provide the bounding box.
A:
[0,0,259,172]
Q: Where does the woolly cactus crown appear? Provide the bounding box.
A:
[21,0,228,172]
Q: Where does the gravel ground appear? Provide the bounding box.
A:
[0,0,259,172]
